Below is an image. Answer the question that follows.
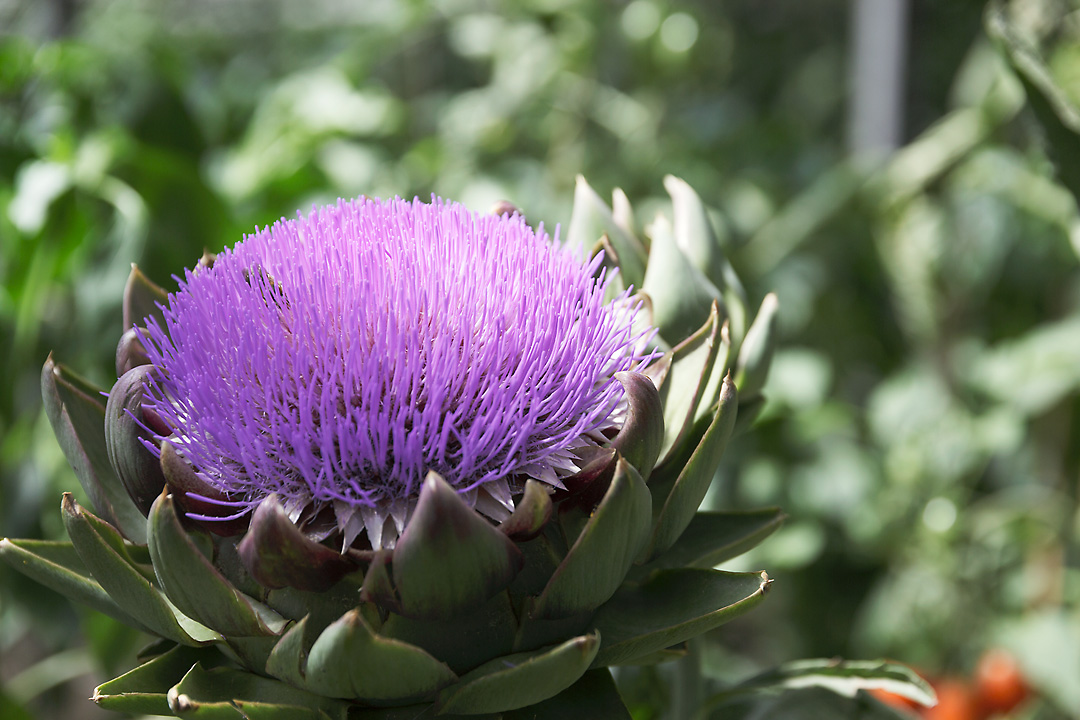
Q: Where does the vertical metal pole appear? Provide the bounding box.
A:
[849,0,911,157]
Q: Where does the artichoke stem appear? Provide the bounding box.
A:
[671,638,703,719]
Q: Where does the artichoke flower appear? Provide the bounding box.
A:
[1,176,784,718]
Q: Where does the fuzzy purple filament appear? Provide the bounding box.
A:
[139,196,646,516]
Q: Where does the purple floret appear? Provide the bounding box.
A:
[140,196,649,546]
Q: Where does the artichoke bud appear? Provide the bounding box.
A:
[105,365,168,515]
[3,187,786,717]
[115,327,151,377]
[734,292,780,399]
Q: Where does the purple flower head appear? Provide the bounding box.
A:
[140,196,651,549]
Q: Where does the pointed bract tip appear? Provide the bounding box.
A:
[393,469,523,619]
[423,470,445,495]
[43,352,60,380]
[237,493,358,591]
[499,479,553,541]
[60,491,77,515]
[662,174,685,194]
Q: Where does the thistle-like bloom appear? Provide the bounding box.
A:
[139,196,649,549]
[6,177,786,716]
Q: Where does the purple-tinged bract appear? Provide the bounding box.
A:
[140,196,649,547]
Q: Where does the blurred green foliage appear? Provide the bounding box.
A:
[1,0,1079,718]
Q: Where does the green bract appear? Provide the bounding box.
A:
[1,177,784,718]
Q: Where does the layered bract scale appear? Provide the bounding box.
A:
[139,197,648,549]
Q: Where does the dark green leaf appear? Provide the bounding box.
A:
[733,396,766,437]
[531,459,651,619]
[611,644,687,666]
[62,493,218,645]
[733,658,935,707]
[512,607,593,656]
[0,538,148,631]
[224,634,281,676]
[654,303,721,463]
[358,549,399,611]
[350,705,497,719]
[93,644,223,715]
[591,568,769,666]
[42,355,147,543]
[167,662,349,719]
[75,503,157,582]
[707,687,916,720]
[634,508,785,575]
[734,293,779,398]
[435,632,600,715]
[644,375,738,560]
[148,492,286,636]
[504,668,631,719]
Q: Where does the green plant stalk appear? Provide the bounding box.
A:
[671,638,703,719]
